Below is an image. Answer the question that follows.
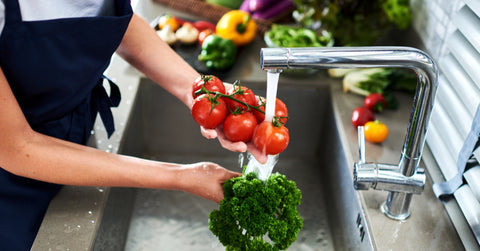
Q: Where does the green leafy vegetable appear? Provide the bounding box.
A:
[266,24,333,47]
[382,0,412,30]
[209,171,303,250]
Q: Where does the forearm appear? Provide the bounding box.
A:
[2,129,181,189]
[116,14,199,108]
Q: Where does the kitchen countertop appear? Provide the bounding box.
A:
[32,0,467,250]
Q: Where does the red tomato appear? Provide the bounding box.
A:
[225,86,257,113]
[191,94,227,129]
[223,112,257,142]
[192,20,217,32]
[252,121,290,155]
[192,75,226,98]
[253,97,288,124]
[198,29,215,46]
[351,106,375,128]
[364,93,387,112]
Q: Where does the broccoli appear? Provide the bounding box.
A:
[209,172,303,250]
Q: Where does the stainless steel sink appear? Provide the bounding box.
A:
[93,77,374,251]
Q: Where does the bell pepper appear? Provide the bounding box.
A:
[216,10,257,46]
[198,35,237,71]
[364,120,389,143]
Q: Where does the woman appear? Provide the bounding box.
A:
[0,0,266,249]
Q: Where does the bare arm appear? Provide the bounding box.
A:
[0,67,238,203]
[116,14,268,163]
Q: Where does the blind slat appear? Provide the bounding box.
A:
[430,101,464,159]
[426,124,458,180]
[464,166,480,202]
[454,185,480,243]
[465,0,480,17]
[439,53,480,116]
[453,5,480,53]
[436,75,472,138]
[447,30,480,86]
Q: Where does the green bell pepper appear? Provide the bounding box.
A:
[198,35,237,71]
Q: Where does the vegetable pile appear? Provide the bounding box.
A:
[292,0,413,46]
[209,171,303,250]
[351,93,389,144]
[154,10,258,72]
[191,75,290,155]
[338,68,417,109]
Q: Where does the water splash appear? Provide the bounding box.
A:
[244,153,279,181]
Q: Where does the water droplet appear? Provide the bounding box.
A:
[91,220,95,224]
[88,211,93,215]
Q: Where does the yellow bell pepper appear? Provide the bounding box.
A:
[216,10,257,46]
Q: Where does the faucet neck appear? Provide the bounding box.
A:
[261,46,439,176]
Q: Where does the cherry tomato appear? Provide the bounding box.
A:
[158,14,179,31]
[198,29,215,46]
[225,86,257,113]
[364,120,389,143]
[192,20,217,32]
[351,106,375,128]
[192,75,226,98]
[252,121,290,155]
[191,94,227,129]
[253,97,288,124]
[223,112,257,142]
[364,93,387,112]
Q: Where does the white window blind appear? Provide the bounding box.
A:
[425,0,480,244]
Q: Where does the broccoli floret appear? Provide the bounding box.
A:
[209,172,303,250]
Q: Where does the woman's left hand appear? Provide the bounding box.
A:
[178,162,240,203]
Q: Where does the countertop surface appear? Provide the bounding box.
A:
[32,0,466,250]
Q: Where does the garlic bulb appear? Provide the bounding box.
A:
[157,25,177,45]
[175,23,199,44]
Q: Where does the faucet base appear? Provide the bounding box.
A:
[381,201,410,221]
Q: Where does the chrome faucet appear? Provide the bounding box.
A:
[260,47,438,220]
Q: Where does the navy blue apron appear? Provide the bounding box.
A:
[0,0,132,249]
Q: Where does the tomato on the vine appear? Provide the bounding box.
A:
[225,85,256,113]
[223,112,257,142]
[252,121,289,155]
[191,94,227,129]
[192,75,226,98]
[253,97,288,124]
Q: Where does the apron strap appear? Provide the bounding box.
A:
[4,0,23,25]
[91,76,121,138]
[433,104,480,198]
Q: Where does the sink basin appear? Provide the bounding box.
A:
[93,78,374,251]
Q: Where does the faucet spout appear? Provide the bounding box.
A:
[261,47,439,220]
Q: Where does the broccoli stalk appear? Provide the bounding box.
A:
[209,172,303,250]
